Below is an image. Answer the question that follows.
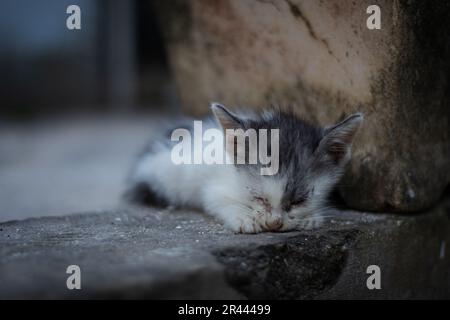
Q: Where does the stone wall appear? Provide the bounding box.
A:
[156,0,450,213]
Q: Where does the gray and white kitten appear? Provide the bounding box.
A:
[128,103,363,233]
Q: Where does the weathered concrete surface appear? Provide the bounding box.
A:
[156,0,450,213]
[0,114,168,222]
[1,199,449,299]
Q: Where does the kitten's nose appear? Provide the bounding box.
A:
[265,216,283,231]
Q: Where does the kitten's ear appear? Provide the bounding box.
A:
[317,113,363,165]
[211,103,243,130]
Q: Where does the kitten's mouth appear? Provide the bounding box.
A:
[265,222,283,231]
[264,217,283,231]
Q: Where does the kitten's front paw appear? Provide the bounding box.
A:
[226,216,263,234]
[297,215,324,230]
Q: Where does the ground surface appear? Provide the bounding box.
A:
[1,116,449,299]
[0,114,161,222]
[1,201,449,299]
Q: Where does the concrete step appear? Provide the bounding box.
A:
[1,199,449,299]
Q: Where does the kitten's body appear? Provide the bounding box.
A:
[128,104,362,233]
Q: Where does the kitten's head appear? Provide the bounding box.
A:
[211,103,363,232]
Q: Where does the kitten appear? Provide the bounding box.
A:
[127,103,363,233]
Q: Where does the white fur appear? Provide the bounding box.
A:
[129,107,364,234]
[129,111,346,234]
[131,140,329,233]
[132,147,289,233]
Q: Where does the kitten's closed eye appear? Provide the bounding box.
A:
[290,188,313,208]
[290,198,307,207]
[254,196,267,203]
[254,195,272,211]
[283,196,307,212]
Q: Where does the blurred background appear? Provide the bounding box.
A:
[0,0,176,221]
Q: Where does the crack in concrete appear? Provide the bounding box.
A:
[284,0,354,86]
[214,230,358,299]
[255,0,282,12]
[285,0,333,56]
